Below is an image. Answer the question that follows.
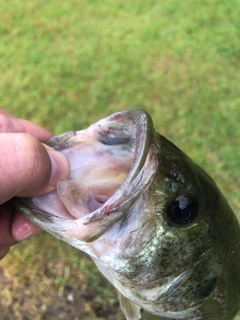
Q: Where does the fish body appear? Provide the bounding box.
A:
[13,110,240,319]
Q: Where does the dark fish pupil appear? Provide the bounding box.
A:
[172,205,190,220]
[167,195,198,225]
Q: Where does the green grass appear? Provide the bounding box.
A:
[0,0,240,319]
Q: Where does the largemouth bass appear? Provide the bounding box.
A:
[14,110,240,320]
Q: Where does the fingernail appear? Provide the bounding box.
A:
[13,222,40,241]
[48,150,70,186]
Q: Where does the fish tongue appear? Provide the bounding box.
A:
[57,180,101,218]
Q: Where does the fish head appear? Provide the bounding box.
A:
[14,110,240,319]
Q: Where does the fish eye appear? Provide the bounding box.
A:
[167,195,198,225]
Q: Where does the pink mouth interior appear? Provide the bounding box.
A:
[31,116,136,220]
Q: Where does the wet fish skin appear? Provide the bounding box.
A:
[13,110,240,320]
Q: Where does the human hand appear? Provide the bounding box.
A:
[0,109,70,260]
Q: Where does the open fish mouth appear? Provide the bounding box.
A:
[17,110,155,243]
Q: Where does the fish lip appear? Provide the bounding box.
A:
[103,109,154,190]
[70,109,156,241]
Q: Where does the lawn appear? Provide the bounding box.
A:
[0,0,240,319]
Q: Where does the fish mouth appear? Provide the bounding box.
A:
[19,110,155,242]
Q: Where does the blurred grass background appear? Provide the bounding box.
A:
[0,0,240,319]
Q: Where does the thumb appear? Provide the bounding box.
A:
[0,133,70,203]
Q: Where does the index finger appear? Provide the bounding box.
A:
[0,109,52,141]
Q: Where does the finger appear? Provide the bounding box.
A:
[0,247,10,260]
[0,203,17,246]
[0,109,52,141]
[0,133,70,203]
[18,119,52,141]
[11,209,41,241]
